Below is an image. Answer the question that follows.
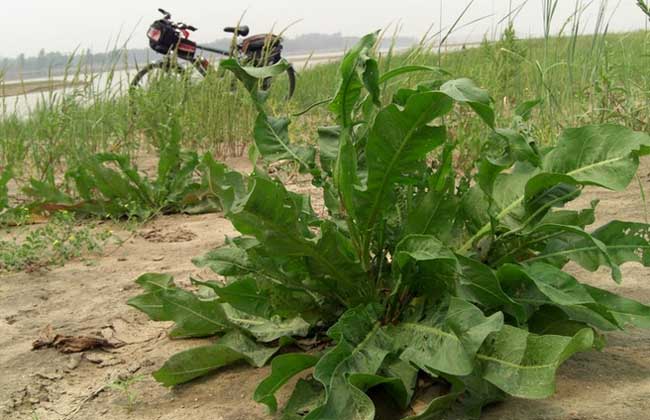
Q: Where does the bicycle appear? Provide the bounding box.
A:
[130,8,296,97]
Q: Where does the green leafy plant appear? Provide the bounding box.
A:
[0,211,112,272]
[107,374,146,412]
[15,116,229,220]
[130,34,650,419]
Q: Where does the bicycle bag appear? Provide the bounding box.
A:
[147,20,179,55]
[176,38,197,60]
[241,34,283,66]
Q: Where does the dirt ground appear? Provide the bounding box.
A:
[2,158,650,420]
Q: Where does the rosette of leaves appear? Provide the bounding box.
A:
[129,33,650,419]
[15,117,228,220]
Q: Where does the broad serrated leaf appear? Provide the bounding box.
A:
[476,325,593,399]
[229,175,314,257]
[307,306,393,420]
[254,114,316,172]
[198,154,246,214]
[394,234,458,296]
[153,330,279,386]
[457,256,527,325]
[440,78,495,128]
[222,304,310,342]
[393,298,503,376]
[193,277,272,318]
[192,242,254,276]
[524,224,623,282]
[499,263,595,306]
[542,124,650,191]
[281,379,325,420]
[404,379,464,420]
[220,58,290,103]
[329,32,377,125]
[255,353,320,412]
[159,288,229,338]
[585,285,650,329]
[127,273,176,321]
[360,91,451,239]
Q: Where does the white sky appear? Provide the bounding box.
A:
[2,0,648,57]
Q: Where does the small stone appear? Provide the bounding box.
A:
[153,256,165,262]
[127,362,141,374]
[67,354,82,370]
[117,257,127,262]
[84,353,105,364]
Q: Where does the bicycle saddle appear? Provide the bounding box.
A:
[223,26,250,37]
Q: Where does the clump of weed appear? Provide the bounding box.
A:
[0,211,112,272]
[107,374,146,412]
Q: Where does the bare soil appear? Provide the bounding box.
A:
[2,158,650,420]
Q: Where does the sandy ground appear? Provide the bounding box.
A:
[1,158,650,420]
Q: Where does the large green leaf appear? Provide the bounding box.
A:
[542,124,650,190]
[254,113,316,172]
[360,92,451,249]
[392,299,503,376]
[307,306,394,420]
[220,58,290,103]
[456,256,527,325]
[476,325,594,398]
[228,174,314,257]
[281,379,325,420]
[192,241,254,277]
[317,125,341,177]
[329,32,377,126]
[255,353,320,412]
[439,78,495,128]
[585,285,650,329]
[222,304,310,343]
[193,277,272,318]
[306,221,369,304]
[503,263,595,306]
[198,154,246,214]
[532,221,650,278]
[393,235,458,296]
[160,289,230,338]
[153,330,280,386]
[127,273,176,321]
[523,224,623,282]
[460,124,650,254]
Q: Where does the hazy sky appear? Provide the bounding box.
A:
[2,1,648,57]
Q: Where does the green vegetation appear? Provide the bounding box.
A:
[2,5,650,417]
[129,34,650,419]
[0,211,112,272]
[106,374,147,412]
[2,22,650,183]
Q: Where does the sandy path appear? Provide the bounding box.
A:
[1,160,650,420]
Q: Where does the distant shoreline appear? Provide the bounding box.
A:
[0,80,87,98]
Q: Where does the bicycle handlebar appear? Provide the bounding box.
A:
[156,9,197,31]
[158,8,171,19]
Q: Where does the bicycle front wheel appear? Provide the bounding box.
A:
[130,60,188,90]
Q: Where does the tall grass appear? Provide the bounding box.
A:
[1,2,650,181]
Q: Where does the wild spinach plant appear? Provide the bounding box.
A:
[130,34,650,419]
[3,117,225,222]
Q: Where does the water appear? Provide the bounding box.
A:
[1,45,468,117]
[0,51,347,117]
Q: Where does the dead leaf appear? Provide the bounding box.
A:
[32,325,125,353]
